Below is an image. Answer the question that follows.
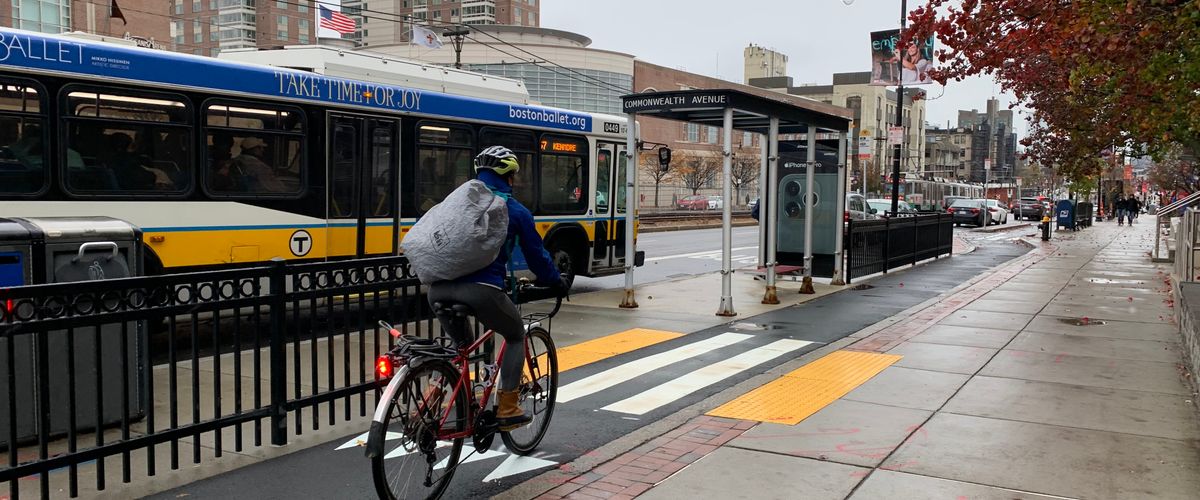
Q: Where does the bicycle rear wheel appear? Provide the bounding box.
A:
[372,360,467,500]
[501,327,558,455]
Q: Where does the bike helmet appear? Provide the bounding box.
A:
[474,145,520,175]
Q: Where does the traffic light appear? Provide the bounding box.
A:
[658,147,671,173]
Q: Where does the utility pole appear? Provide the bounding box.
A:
[890,0,908,216]
[443,28,470,69]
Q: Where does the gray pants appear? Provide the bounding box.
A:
[427,282,524,391]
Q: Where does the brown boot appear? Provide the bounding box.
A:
[497,389,531,431]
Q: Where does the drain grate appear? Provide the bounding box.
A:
[1058,317,1107,326]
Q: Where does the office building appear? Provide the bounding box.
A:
[167,0,319,57]
[356,0,539,47]
[0,0,170,49]
[958,97,1020,182]
[743,45,787,84]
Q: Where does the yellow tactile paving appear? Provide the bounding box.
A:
[708,350,901,425]
[554,328,684,373]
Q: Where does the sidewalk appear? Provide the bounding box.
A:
[532,221,1200,500]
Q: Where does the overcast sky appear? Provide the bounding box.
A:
[540,0,1027,138]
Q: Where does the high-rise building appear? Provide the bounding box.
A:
[166,0,319,57]
[356,0,539,47]
[0,0,170,49]
[957,98,1019,182]
[743,45,786,84]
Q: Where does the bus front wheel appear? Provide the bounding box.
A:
[547,242,578,290]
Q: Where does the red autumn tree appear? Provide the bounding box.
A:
[905,0,1200,182]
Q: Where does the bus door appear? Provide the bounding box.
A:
[327,114,400,259]
[590,142,628,272]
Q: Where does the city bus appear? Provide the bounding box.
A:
[0,28,637,285]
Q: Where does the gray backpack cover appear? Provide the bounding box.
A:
[402,179,509,284]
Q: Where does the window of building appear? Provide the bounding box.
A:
[528,12,535,24]
[685,123,699,142]
[13,0,71,33]
[175,1,184,15]
[451,7,459,17]
[278,15,289,39]
[62,88,193,196]
[210,48,220,57]
[432,10,441,19]
[210,0,217,9]
[204,102,305,197]
[298,19,310,43]
[193,0,201,13]
[706,126,718,144]
[480,127,536,208]
[415,122,474,213]
[276,0,288,9]
[172,20,184,45]
[209,17,219,41]
[0,80,47,196]
[193,20,202,43]
[742,131,752,146]
[538,135,588,215]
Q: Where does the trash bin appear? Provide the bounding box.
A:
[1075,202,1094,228]
[0,217,145,447]
[1055,200,1077,231]
[0,218,36,448]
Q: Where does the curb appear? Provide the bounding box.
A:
[976,221,1034,233]
[641,220,756,233]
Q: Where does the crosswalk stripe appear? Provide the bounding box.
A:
[557,332,753,404]
[601,339,814,415]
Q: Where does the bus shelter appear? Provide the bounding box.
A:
[620,89,853,316]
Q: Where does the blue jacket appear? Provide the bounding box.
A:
[455,170,562,289]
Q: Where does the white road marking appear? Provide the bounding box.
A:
[557,333,753,403]
[646,247,758,263]
[601,339,813,415]
[482,454,559,482]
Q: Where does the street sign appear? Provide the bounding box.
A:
[984,158,992,171]
[887,126,903,146]
[857,136,873,160]
[658,147,671,172]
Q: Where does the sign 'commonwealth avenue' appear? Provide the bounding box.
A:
[623,93,729,112]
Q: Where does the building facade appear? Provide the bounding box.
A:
[925,127,973,181]
[354,0,539,47]
[749,72,927,189]
[743,45,787,83]
[957,98,1019,183]
[166,0,318,57]
[0,0,170,48]
[360,25,633,114]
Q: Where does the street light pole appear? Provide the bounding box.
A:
[891,0,908,216]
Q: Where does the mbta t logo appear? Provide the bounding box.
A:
[290,229,313,257]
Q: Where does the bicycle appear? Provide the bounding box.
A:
[366,283,563,500]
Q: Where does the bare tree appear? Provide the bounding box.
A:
[677,152,721,196]
[1148,146,1199,193]
[730,153,760,206]
[639,150,677,208]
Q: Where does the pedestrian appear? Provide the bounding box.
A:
[1128,195,1141,223]
[1115,196,1128,226]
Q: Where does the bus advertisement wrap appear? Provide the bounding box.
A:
[0,29,592,133]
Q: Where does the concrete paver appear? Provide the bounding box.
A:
[959,298,1048,315]
[1023,315,1179,341]
[849,469,1067,500]
[1005,330,1181,363]
[943,376,1200,441]
[935,309,1035,330]
[728,399,931,467]
[886,341,998,375]
[908,324,1020,349]
[637,447,864,500]
[979,349,1190,394]
[841,366,970,411]
[883,412,1200,500]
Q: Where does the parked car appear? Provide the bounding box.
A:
[984,199,1009,225]
[707,195,724,210]
[866,199,917,218]
[1013,197,1046,221]
[846,193,878,221]
[943,195,968,210]
[677,195,708,210]
[949,199,989,227]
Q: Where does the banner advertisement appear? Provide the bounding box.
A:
[870,29,935,86]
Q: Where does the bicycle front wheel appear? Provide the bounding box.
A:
[372,360,466,500]
[501,327,558,455]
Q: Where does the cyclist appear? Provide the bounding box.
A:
[426,145,567,431]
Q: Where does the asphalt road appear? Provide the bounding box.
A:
[152,234,1030,500]
[572,226,762,294]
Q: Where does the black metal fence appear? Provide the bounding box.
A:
[845,214,955,283]
[0,256,434,499]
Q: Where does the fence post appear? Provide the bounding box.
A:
[845,219,853,284]
[268,258,288,446]
[947,214,954,256]
[882,217,890,274]
[912,217,919,266]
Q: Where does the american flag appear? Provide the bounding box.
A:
[319,5,356,34]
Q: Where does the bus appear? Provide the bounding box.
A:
[0,29,637,286]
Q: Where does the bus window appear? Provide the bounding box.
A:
[62,88,192,195]
[204,102,304,197]
[0,81,46,195]
[415,122,474,213]
[538,135,588,215]
[479,127,535,209]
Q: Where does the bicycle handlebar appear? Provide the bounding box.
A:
[515,283,565,318]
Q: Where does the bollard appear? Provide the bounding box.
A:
[1041,215,1052,241]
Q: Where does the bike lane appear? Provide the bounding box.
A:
[151,242,1029,499]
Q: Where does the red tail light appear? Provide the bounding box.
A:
[376,355,393,379]
[844,210,850,222]
[946,207,954,213]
